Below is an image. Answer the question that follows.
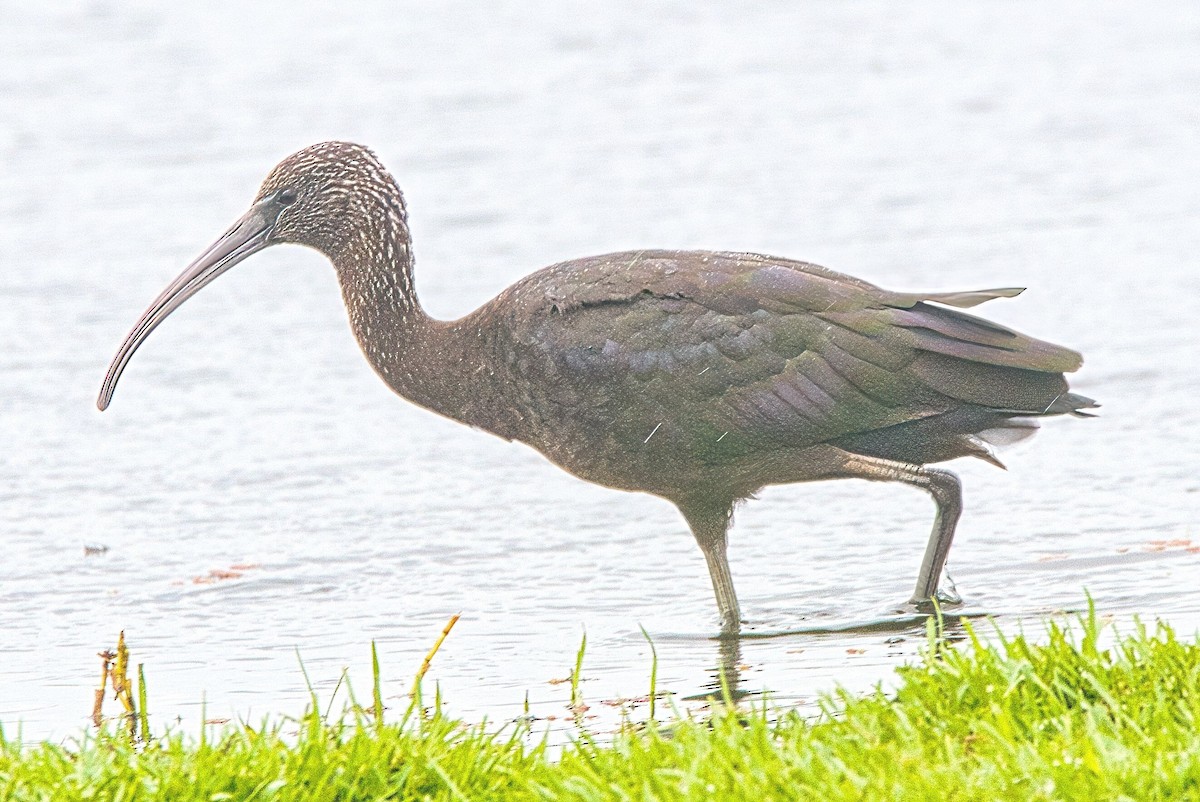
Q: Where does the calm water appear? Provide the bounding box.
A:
[2,2,1198,742]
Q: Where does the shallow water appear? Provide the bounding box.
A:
[2,2,1198,742]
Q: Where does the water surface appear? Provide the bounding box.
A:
[1,1,1198,741]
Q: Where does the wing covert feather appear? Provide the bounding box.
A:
[504,250,1079,452]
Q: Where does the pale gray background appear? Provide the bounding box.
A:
[1,1,1197,741]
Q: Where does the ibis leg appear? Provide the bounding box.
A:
[840,454,964,606]
[679,501,741,634]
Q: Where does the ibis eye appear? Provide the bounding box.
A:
[277,188,297,206]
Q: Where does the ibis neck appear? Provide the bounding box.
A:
[330,233,516,438]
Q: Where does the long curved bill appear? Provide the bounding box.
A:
[97,198,281,411]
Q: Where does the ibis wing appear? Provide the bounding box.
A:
[510,251,1079,453]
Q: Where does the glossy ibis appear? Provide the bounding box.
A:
[98,142,1095,633]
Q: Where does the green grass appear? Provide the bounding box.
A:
[4,609,1200,800]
